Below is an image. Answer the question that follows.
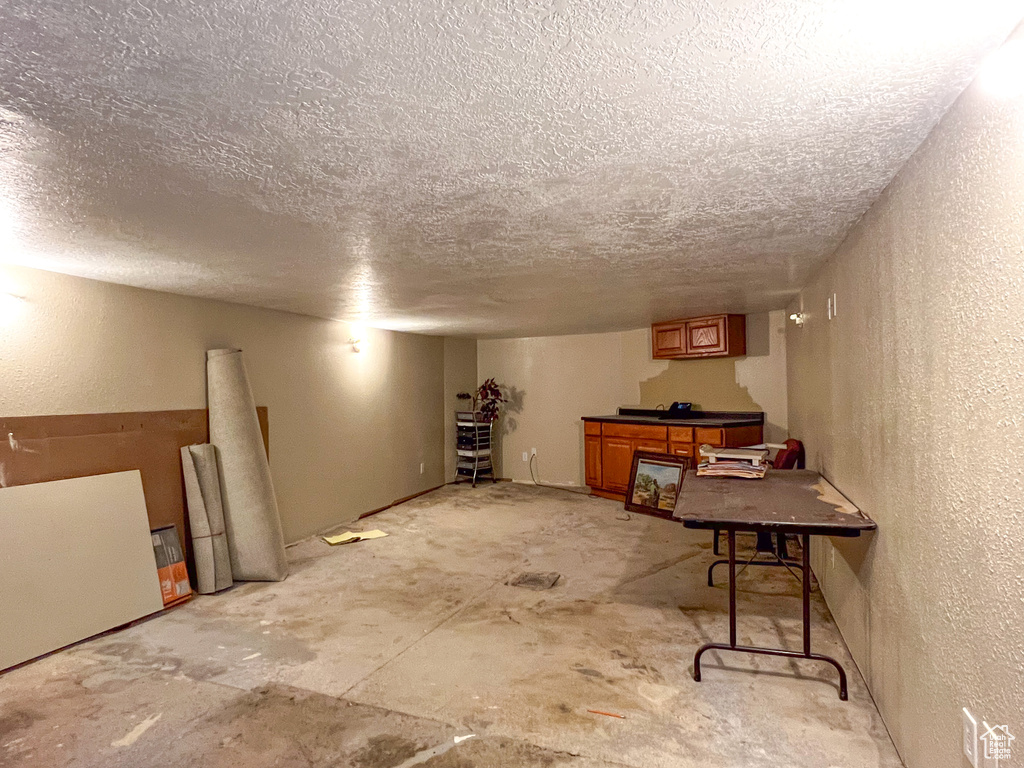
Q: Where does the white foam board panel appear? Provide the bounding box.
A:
[0,470,164,670]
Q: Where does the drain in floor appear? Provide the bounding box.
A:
[507,572,561,590]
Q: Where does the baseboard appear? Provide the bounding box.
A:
[357,484,445,520]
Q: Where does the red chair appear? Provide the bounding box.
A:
[770,438,805,471]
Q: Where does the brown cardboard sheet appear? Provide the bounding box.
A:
[0,407,268,576]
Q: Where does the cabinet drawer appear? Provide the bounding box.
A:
[602,423,667,440]
[633,440,668,455]
[694,427,725,446]
[584,421,602,436]
[668,426,693,443]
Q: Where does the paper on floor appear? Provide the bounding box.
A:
[322,530,388,545]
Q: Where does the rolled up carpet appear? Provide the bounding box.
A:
[181,444,233,593]
[206,348,288,582]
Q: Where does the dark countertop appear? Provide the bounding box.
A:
[582,408,764,428]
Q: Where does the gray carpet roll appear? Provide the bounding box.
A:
[206,348,288,582]
[181,444,234,593]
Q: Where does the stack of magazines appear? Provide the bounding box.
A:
[696,445,770,479]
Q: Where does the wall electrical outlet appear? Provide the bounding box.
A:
[980,722,1001,768]
[963,708,979,768]
[419,462,424,475]
[522,451,528,462]
[531,447,537,456]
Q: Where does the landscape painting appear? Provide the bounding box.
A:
[630,458,682,511]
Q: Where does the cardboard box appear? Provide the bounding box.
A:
[151,525,192,607]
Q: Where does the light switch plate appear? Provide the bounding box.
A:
[963,708,978,767]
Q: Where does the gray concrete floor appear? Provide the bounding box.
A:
[0,483,903,767]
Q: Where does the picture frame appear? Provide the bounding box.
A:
[625,451,691,517]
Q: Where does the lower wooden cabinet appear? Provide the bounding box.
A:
[583,418,763,501]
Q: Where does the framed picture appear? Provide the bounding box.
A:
[625,451,690,517]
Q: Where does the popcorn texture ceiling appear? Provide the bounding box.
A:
[1,1,1022,337]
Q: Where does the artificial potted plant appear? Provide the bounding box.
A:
[457,378,507,423]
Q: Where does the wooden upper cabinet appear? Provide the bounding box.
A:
[652,314,746,360]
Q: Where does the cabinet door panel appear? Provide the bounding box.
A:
[652,322,686,358]
[601,437,634,492]
[584,435,602,488]
[685,316,728,355]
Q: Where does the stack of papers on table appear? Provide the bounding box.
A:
[696,444,768,479]
[696,460,767,479]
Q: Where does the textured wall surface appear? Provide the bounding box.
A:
[478,316,786,484]
[787,32,1024,768]
[0,264,446,543]
[1,1,1022,336]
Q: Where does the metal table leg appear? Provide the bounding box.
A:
[693,532,849,700]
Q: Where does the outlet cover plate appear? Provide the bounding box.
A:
[980,722,1001,768]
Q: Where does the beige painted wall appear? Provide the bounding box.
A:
[443,337,478,482]
[0,264,446,543]
[477,312,787,485]
[786,32,1024,768]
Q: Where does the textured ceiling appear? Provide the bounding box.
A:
[1,1,1022,337]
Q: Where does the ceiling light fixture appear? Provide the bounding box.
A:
[347,337,362,353]
[0,291,26,325]
[978,39,1024,99]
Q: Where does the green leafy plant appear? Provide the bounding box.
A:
[457,378,507,423]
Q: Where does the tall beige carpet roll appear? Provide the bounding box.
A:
[206,348,288,581]
[181,444,234,593]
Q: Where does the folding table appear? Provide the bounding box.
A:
[637,469,875,700]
